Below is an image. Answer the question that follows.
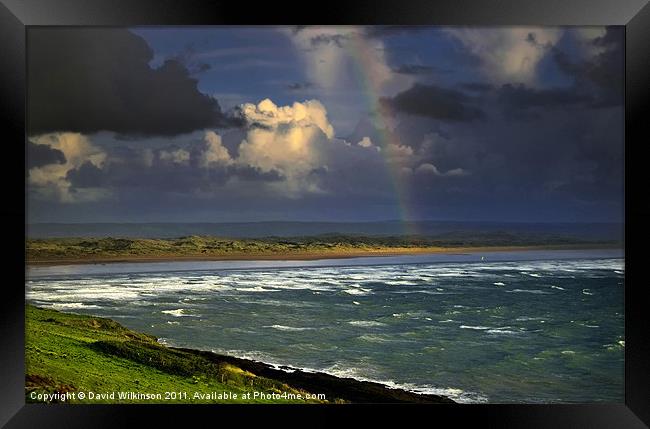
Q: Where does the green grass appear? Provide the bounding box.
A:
[25,305,331,404]
[26,233,609,262]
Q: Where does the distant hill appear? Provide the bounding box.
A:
[26,221,624,242]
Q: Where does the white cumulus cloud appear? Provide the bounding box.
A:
[236,98,337,195]
[28,132,108,202]
[201,131,232,167]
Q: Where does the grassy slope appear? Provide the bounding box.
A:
[26,234,611,263]
[25,305,331,404]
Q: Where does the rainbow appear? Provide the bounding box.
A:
[346,33,419,237]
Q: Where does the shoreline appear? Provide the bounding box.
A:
[26,243,620,267]
[26,305,455,404]
[171,346,457,404]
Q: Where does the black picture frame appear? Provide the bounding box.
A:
[1,0,648,427]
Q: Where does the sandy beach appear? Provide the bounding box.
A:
[26,243,618,266]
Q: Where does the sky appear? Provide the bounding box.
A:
[26,26,624,223]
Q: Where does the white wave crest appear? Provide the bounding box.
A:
[347,320,386,327]
[265,325,313,331]
[343,287,371,296]
[49,302,101,310]
[161,309,190,317]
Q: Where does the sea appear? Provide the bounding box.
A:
[26,249,624,403]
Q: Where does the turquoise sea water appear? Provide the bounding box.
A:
[26,249,624,403]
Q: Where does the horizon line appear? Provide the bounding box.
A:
[26,220,625,225]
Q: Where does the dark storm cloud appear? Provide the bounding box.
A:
[121,162,282,193]
[458,82,494,93]
[380,83,484,122]
[496,84,595,120]
[27,141,66,169]
[552,27,623,107]
[65,162,104,188]
[28,28,241,137]
[64,143,282,193]
[352,90,623,221]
